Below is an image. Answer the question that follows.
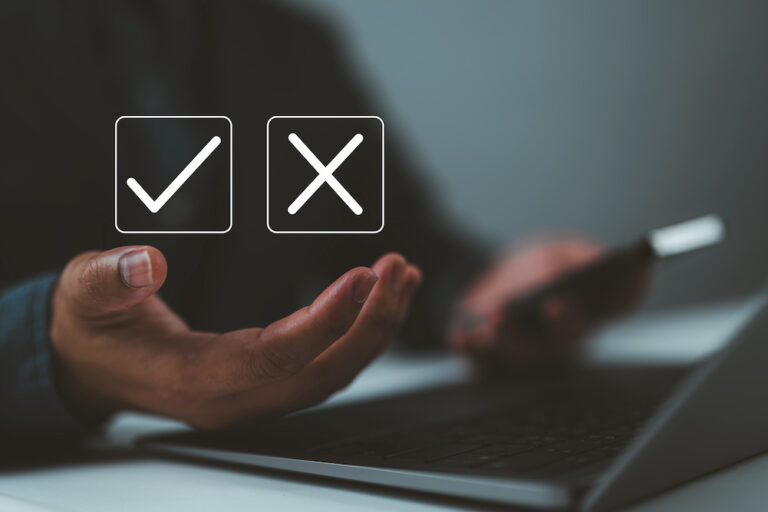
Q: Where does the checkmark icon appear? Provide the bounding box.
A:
[126,135,222,213]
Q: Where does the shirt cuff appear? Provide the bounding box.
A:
[0,273,91,444]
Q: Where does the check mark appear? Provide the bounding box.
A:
[126,136,222,213]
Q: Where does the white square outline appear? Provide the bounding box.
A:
[266,115,385,234]
[114,115,233,234]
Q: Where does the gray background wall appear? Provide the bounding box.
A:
[290,0,768,308]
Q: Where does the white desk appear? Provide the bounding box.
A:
[1,299,766,512]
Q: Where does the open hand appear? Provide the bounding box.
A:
[50,246,421,429]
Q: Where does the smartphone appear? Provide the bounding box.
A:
[499,214,727,341]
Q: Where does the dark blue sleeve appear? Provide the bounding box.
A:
[0,273,89,444]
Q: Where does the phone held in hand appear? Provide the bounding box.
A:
[501,214,727,343]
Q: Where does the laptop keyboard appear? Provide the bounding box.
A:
[144,365,684,488]
[307,387,658,482]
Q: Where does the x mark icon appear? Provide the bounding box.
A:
[287,132,364,215]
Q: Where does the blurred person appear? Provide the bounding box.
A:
[0,1,646,448]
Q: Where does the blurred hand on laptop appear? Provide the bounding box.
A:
[451,237,651,363]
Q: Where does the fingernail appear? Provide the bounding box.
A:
[119,249,153,288]
[352,271,378,304]
[389,262,405,292]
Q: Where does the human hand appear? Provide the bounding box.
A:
[50,246,421,429]
[451,236,650,363]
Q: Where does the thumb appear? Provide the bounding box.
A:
[61,245,167,317]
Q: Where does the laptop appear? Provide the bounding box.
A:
[140,284,768,510]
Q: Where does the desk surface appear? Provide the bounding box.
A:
[1,299,766,512]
